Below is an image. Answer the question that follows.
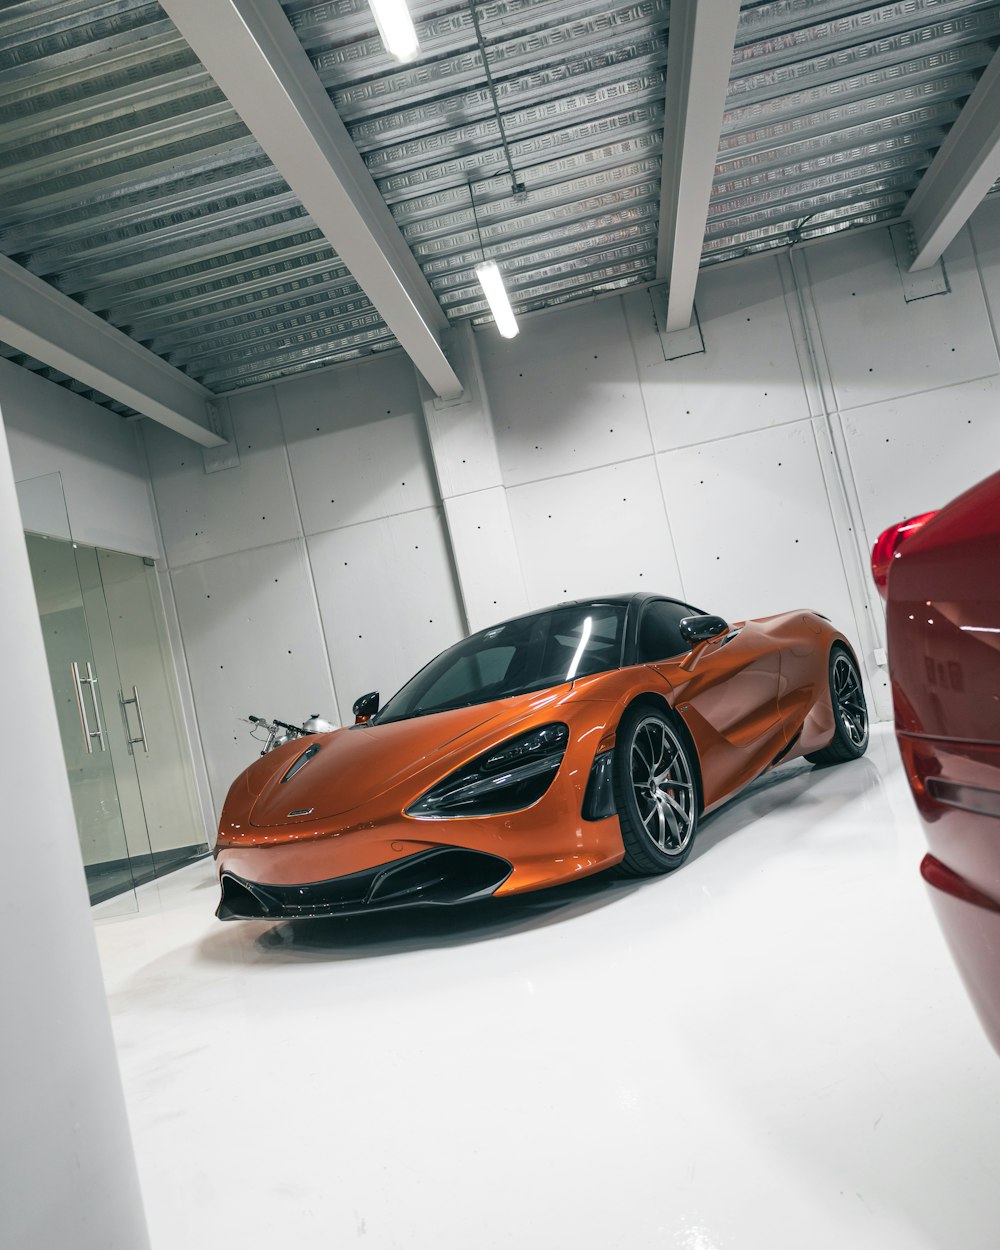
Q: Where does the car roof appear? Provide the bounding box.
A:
[487,591,689,632]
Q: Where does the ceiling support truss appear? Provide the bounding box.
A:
[904,47,1000,271]
[158,0,463,399]
[655,0,742,333]
[0,256,223,447]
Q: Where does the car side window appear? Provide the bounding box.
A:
[637,600,694,662]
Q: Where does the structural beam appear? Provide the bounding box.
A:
[904,48,1000,271]
[0,256,224,447]
[158,0,463,401]
[656,0,742,333]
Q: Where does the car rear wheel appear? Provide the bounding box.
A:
[805,646,869,765]
[613,706,699,876]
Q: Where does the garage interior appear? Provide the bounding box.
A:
[2,1,999,1248]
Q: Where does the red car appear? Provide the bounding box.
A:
[873,470,1000,1052]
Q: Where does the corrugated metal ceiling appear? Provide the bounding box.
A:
[0,0,997,409]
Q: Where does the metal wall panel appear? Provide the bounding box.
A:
[803,226,1000,412]
[623,255,811,449]
[307,507,465,709]
[169,537,339,811]
[841,376,1000,545]
[443,486,530,631]
[2,357,160,555]
[144,386,301,568]
[277,353,438,535]
[478,296,653,485]
[657,420,859,640]
[506,456,683,605]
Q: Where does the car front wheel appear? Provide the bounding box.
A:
[613,706,699,876]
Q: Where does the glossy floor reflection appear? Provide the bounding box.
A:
[95,726,1000,1250]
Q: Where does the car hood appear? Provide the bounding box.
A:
[248,693,562,826]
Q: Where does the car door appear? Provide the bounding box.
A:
[639,600,784,808]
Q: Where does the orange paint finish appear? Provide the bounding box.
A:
[218,683,630,895]
[216,605,853,920]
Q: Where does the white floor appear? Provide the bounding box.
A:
[95,725,1000,1250]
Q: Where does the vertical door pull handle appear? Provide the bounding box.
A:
[120,686,149,755]
[73,661,106,753]
[71,661,93,755]
[84,662,106,753]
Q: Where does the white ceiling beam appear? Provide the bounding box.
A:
[158,0,463,400]
[656,0,742,333]
[904,49,1000,271]
[0,256,224,447]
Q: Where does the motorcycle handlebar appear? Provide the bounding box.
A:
[248,714,305,734]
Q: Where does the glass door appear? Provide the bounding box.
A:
[90,546,207,878]
[18,472,209,912]
[21,480,141,916]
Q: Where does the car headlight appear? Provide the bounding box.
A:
[406,723,570,819]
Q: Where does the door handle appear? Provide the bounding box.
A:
[72,661,106,753]
[120,686,149,755]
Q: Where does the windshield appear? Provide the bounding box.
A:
[376,602,628,724]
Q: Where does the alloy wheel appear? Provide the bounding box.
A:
[833,653,868,749]
[628,715,695,857]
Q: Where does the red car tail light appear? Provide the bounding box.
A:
[871,510,938,597]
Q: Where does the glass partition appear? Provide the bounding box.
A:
[20,472,208,913]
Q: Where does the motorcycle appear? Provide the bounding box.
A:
[247,712,335,755]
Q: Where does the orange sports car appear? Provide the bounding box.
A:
[215,594,868,920]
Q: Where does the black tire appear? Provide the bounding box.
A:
[613,704,699,877]
[805,645,869,765]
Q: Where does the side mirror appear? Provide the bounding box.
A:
[352,690,379,725]
[679,614,730,645]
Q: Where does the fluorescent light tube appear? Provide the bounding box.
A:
[475,260,519,339]
[368,0,419,62]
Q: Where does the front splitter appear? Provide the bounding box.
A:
[217,846,513,920]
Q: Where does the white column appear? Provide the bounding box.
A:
[417,324,529,632]
[0,410,150,1249]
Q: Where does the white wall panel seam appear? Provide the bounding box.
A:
[789,249,877,549]
[135,423,217,842]
[271,383,344,724]
[415,324,526,631]
[160,529,339,574]
[967,219,1000,362]
[413,407,471,636]
[653,413,820,454]
[302,497,469,537]
[776,253,823,415]
[820,368,1000,412]
[491,445,785,491]
[413,369,473,635]
[786,246,890,716]
[621,294,688,601]
[782,249,879,656]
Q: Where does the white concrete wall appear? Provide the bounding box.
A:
[144,352,466,811]
[473,201,1000,722]
[2,358,160,556]
[146,199,1000,816]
